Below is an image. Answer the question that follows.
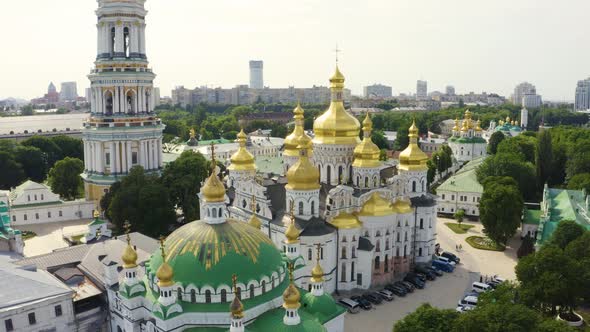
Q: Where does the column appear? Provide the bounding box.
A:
[121,142,128,173]
[134,88,139,114]
[151,140,157,170]
[138,87,144,113]
[130,25,139,55]
[138,140,144,169]
[83,141,88,170]
[156,139,162,169]
[143,140,148,170]
[139,25,146,55]
[114,142,120,174]
[147,140,154,170]
[115,25,124,55]
[109,142,115,172]
[126,141,133,171]
[98,142,105,174]
[88,143,94,173]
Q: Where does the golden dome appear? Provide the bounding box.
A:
[311,261,324,283]
[353,113,381,168]
[284,214,300,244]
[398,120,428,171]
[248,214,262,229]
[475,119,483,132]
[284,103,312,157]
[121,244,138,269]
[286,135,320,191]
[283,264,301,310]
[391,198,413,214]
[359,192,395,217]
[460,120,468,132]
[452,118,460,131]
[505,116,511,123]
[330,212,362,229]
[228,129,256,171]
[230,274,244,319]
[156,239,174,288]
[201,145,226,203]
[313,66,361,145]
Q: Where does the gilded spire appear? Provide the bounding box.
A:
[230,274,244,319]
[310,243,324,283]
[228,129,256,171]
[282,262,301,310]
[248,194,262,229]
[286,135,320,190]
[452,118,460,131]
[353,113,380,168]
[284,204,300,244]
[121,220,138,269]
[156,236,174,288]
[284,103,312,157]
[201,143,226,203]
[398,119,428,171]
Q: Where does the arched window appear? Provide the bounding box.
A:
[376,240,380,252]
[249,285,254,298]
[261,281,266,293]
[212,208,217,218]
[177,287,182,300]
[110,27,116,56]
[396,247,400,257]
[104,90,113,115]
[242,199,247,208]
[190,289,196,303]
[365,177,369,188]
[356,175,359,187]
[352,247,356,258]
[341,263,346,282]
[311,201,315,215]
[384,255,389,272]
[298,201,304,215]
[220,289,227,303]
[341,247,346,259]
[420,219,424,229]
[126,90,135,114]
[404,232,408,241]
[342,236,347,242]
[374,256,380,270]
[418,248,423,256]
[123,27,130,58]
[403,245,407,257]
[117,327,123,332]
[145,90,150,112]
[396,232,400,242]
[205,290,211,303]
[218,207,222,217]
[327,165,332,184]
[338,165,343,184]
[374,176,378,187]
[351,261,355,280]
[421,181,425,192]
[412,181,416,192]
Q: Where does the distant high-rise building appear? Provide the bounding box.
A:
[60,82,78,101]
[512,82,536,105]
[363,84,392,98]
[416,80,427,99]
[48,82,57,94]
[520,107,528,128]
[153,87,161,107]
[445,85,455,96]
[575,78,590,111]
[249,60,264,89]
[522,94,542,109]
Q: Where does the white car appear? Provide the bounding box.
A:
[436,256,457,266]
[458,295,478,309]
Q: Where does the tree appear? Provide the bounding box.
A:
[393,304,459,332]
[372,131,389,150]
[567,173,590,193]
[47,157,84,200]
[21,136,63,168]
[107,167,176,237]
[497,135,537,164]
[427,159,436,185]
[51,135,83,161]
[14,145,48,182]
[454,302,542,332]
[270,125,288,138]
[487,131,505,155]
[536,130,553,187]
[20,105,34,116]
[565,138,590,180]
[161,151,209,222]
[479,176,523,245]
[454,209,465,225]
[548,220,585,249]
[0,151,26,190]
[476,152,537,200]
[517,234,535,258]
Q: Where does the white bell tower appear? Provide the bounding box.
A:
[82,0,165,202]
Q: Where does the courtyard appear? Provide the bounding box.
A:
[343,217,520,332]
[20,219,91,256]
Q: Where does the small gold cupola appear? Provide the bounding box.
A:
[156,236,174,288]
[201,143,226,203]
[248,194,262,229]
[230,274,244,319]
[282,263,301,310]
[121,221,138,269]
[228,129,256,171]
[398,120,429,172]
[352,113,381,168]
[284,210,300,244]
[284,103,312,157]
[310,244,324,283]
[452,118,460,132]
[286,135,320,191]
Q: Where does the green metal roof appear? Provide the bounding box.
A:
[437,158,485,194]
[523,209,541,225]
[246,306,327,332]
[536,188,590,245]
[449,136,487,144]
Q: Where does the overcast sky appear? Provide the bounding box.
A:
[1,0,588,101]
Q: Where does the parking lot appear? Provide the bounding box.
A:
[343,217,519,332]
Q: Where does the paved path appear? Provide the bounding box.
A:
[344,217,520,332]
[21,219,91,257]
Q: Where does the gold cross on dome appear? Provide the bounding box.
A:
[159,235,167,259]
[232,274,238,294]
[123,220,131,244]
[315,243,321,262]
[288,262,294,282]
[334,44,341,64]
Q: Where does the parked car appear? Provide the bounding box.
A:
[458,295,478,309]
[441,251,461,264]
[456,305,474,313]
[415,266,437,280]
[338,298,360,313]
[472,282,492,293]
[376,289,394,301]
[351,295,373,310]
[400,281,416,292]
[404,275,425,289]
[407,272,427,283]
[432,259,454,272]
[426,266,444,277]
[436,256,457,266]
[363,292,383,305]
[385,284,407,297]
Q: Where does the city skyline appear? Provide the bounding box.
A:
[1,0,588,101]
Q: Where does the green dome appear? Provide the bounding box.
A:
[148,219,285,288]
[302,292,345,321]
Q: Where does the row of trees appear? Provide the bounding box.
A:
[0,135,83,189]
[100,151,211,237]
[395,221,590,332]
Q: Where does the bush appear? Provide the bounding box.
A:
[465,236,505,251]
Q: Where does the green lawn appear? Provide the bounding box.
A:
[444,222,475,234]
[466,236,505,251]
[22,231,37,240]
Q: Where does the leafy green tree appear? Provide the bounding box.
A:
[0,151,26,189]
[487,131,505,155]
[393,304,458,332]
[426,159,436,185]
[454,302,542,332]
[536,130,553,187]
[565,138,590,180]
[20,105,34,116]
[107,167,176,237]
[47,157,84,200]
[161,151,209,222]
[454,209,465,225]
[497,135,537,164]
[536,320,576,332]
[395,124,410,151]
[270,125,288,138]
[371,131,389,150]
[479,176,523,245]
[517,234,535,258]
[51,135,83,160]
[14,146,47,182]
[21,136,63,168]
[567,173,590,193]
[548,220,585,249]
[476,152,537,200]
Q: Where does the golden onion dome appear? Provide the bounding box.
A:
[330,212,362,229]
[286,135,320,191]
[248,214,262,229]
[121,244,138,269]
[452,118,460,131]
[284,103,312,157]
[156,239,174,288]
[201,170,226,203]
[228,129,256,171]
[359,192,395,217]
[311,261,324,283]
[398,120,428,171]
[506,116,511,123]
[460,119,469,132]
[230,295,244,319]
[283,283,301,309]
[313,66,361,145]
[391,199,413,214]
[353,113,381,168]
[475,120,483,132]
[284,217,300,244]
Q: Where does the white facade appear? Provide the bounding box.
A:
[448,111,487,163]
[520,107,529,128]
[416,80,427,99]
[522,94,542,109]
[363,84,392,98]
[249,60,264,89]
[575,78,590,111]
